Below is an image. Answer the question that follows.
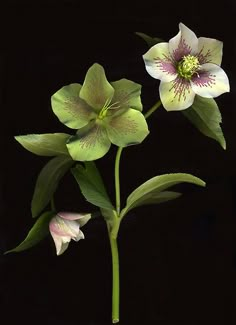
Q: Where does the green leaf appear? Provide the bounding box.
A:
[135,32,163,47]
[31,156,74,218]
[15,133,71,156]
[71,161,114,210]
[120,173,205,218]
[182,96,226,149]
[120,191,182,218]
[5,211,55,253]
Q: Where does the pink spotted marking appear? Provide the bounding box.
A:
[154,54,177,76]
[197,47,212,64]
[172,37,192,62]
[170,77,191,102]
[191,70,216,88]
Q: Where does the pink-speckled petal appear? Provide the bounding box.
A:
[143,42,177,82]
[197,37,223,65]
[160,78,195,111]
[169,23,198,61]
[191,63,230,98]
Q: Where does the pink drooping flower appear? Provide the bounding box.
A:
[49,212,91,255]
[143,23,230,111]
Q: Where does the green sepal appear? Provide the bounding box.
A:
[5,211,55,254]
[31,156,74,218]
[15,133,71,156]
[71,161,114,210]
[120,173,205,219]
[182,96,226,149]
[135,32,163,47]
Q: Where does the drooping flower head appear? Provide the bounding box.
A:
[143,23,230,111]
[49,212,91,255]
[51,63,149,161]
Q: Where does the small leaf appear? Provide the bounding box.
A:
[5,211,55,253]
[15,133,71,156]
[32,156,74,218]
[135,32,163,47]
[182,96,226,149]
[120,191,182,218]
[71,162,114,210]
[120,173,205,218]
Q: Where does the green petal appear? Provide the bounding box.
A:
[51,83,96,129]
[66,123,111,161]
[106,109,149,147]
[79,63,114,112]
[15,133,70,156]
[110,79,142,112]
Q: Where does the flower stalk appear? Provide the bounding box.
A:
[108,231,120,324]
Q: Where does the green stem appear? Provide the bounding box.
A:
[144,99,162,119]
[108,232,120,323]
[115,147,123,215]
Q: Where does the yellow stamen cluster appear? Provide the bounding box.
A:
[177,55,200,79]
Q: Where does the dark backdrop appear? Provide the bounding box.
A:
[1,1,236,324]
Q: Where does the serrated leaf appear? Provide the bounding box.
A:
[71,162,114,210]
[182,96,226,149]
[120,173,205,219]
[135,32,163,47]
[15,133,71,156]
[31,156,74,218]
[5,211,55,253]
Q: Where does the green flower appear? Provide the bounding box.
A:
[51,63,149,161]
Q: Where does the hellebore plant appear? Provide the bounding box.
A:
[6,23,230,323]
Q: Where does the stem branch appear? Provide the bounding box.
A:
[144,99,162,119]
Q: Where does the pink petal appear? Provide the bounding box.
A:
[58,212,91,227]
[49,216,80,237]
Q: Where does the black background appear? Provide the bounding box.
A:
[1,1,236,324]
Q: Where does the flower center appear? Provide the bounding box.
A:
[177,55,200,79]
[98,98,120,120]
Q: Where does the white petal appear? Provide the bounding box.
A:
[160,78,196,111]
[169,23,198,61]
[197,37,223,65]
[50,231,70,255]
[191,63,230,98]
[49,215,80,237]
[143,42,177,82]
[73,230,85,242]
